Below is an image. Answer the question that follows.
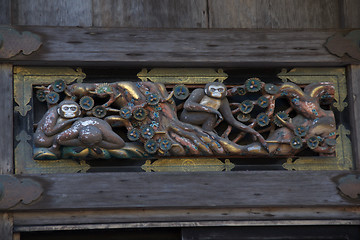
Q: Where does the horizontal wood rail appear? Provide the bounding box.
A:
[8,170,359,211]
[1,26,355,67]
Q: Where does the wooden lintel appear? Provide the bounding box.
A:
[9,171,359,211]
[13,206,360,229]
[13,220,360,232]
[0,26,353,67]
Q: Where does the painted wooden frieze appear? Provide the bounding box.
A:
[32,72,337,161]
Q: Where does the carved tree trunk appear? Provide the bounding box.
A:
[110,82,249,157]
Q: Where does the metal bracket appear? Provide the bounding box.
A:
[0,175,43,209]
[324,30,360,62]
[0,26,42,59]
[335,173,360,201]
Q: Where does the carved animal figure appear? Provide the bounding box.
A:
[34,100,125,157]
[34,100,82,148]
[180,82,268,151]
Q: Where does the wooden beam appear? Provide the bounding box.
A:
[13,207,360,228]
[0,64,13,174]
[13,220,360,232]
[3,26,348,67]
[10,171,357,211]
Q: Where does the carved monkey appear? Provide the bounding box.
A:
[34,100,82,148]
[180,82,268,150]
[34,100,125,157]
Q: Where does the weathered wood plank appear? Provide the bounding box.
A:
[92,0,208,28]
[11,171,356,211]
[11,0,92,26]
[13,220,360,232]
[209,0,340,28]
[0,64,13,174]
[264,0,340,28]
[348,65,360,169]
[5,26,345,67]
[13,207,360,227]
[0,0,11,24]
[208,0,257,28]
[343,0,360,28]
[0,213,13,240]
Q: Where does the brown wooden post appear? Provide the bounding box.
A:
[0,64,13,174]
[348,65,360,169]
[0,213,13,240]
[0,64,14,240]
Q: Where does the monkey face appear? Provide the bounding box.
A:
[59,104,79,118]
[57,101,81,118]
[205,83,227,99]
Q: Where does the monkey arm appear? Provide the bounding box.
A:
[38,107,63,137]
[219,98,269,151]
[184,89,222,116]
[44,118,79,136]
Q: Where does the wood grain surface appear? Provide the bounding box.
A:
[0,0,11,24]
[0,213,13,240]
[0,64,13,174]
[11,171,355,211]
[8,0,358,28]
[209,0,340,28]
[13,206,360,227]
[343,0,360,28]
[8,26,345,67]
[11,0,92,26]
[92,0,208,28]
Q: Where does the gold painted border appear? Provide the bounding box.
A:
[137,68,228,84]
[14,67,86,116]
[142,158,235,172]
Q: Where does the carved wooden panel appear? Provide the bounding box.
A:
[13,67,353,173]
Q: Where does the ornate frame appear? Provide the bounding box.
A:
[13,67,353,174]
